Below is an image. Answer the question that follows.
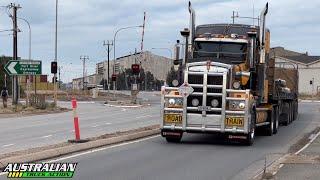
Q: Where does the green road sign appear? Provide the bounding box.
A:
[4,60,42,75]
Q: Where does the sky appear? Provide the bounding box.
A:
[0,0,319,83]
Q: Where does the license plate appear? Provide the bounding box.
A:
[225,117,244,126]
[164,114,182,123]
[198,106,211,111]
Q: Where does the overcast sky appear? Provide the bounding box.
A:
[0,0,319,82]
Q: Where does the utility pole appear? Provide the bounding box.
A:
[9,3,21,105]
[103,40,113,90]
[232,11,235,24]
[53,0,58,106]
[58,66,62,89]
[80,56,89,90]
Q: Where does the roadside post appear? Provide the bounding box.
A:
[71,97,80,141]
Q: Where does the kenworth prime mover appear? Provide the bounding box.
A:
[160,2,298,145]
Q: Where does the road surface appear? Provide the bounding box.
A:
[41,102,319,180]
[0,91,160,154]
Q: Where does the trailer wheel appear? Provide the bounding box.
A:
[294,100,298,120]
[283,102,290,126]
[273,106,279,134]
[266,108,274,136]
[289,102,293,123]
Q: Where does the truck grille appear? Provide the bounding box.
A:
[187,72,225,115]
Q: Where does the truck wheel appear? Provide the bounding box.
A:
[273,106,279,134]
[289,102,293,123]
[294,100,298,120]
[283,102,290,126]
[245,126,255,146]
[266,108,274,136]
[166,136,182,143]
[244,112,256,146]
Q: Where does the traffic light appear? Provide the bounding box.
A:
[132,64,140,75]
[51,61,57,74]
[112,74,117,81]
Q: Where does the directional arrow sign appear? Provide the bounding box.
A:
[178,82,194,97]
[4,60,42,75]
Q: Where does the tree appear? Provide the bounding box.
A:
[166,67,178,87]
[0,56,13,95]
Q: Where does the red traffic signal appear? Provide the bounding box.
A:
[51,61,57,74]
[112,74,117,81]
[131,64,140,74]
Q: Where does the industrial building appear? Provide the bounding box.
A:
[271,47,320,95]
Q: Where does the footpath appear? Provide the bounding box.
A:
[263,129,320,180]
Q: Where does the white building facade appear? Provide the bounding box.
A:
[272,47,320,95]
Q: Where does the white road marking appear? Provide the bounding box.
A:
[41,135,53,138]
[76,101,95,104]
[2,143,14,147]
[105,122,112,125]
[135,115,153,119]
[252,124,320,179]
[91,125,99,128]
[46,135,160,163]
[295,130,320,155]
[121,108,127,112]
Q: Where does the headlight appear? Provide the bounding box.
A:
[168,98,176,105]
[229,101,245,109]
[191,98,199,107]
[233,81,241,89]
[172,80,179,87]
[211,99,219,107]
[238,102,245,109]
[166,98,183,107]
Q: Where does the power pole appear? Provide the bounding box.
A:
[58,66,62,89]
[80,56,89,90]
[53,0,58,106]
[103,40,113,90]
[9,3,21,105]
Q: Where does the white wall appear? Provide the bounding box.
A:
[275,57,320,95]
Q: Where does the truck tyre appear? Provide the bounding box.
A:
[273,106,279,134]
[289,102,293,123]
[294,100,298,120]
[266,108,274,136]
[244,111,256,146]
[166,135,182,143]
[283,102,290,126]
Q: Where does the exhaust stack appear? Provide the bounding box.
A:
[258,3,269,103]
[188,1,196,55]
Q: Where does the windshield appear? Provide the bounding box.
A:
[193,41,247,64]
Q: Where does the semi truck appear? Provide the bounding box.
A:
[160,2,298,145]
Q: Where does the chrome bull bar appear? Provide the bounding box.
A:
[160,63,251,134]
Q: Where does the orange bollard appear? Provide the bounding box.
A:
[71,97,80,141]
